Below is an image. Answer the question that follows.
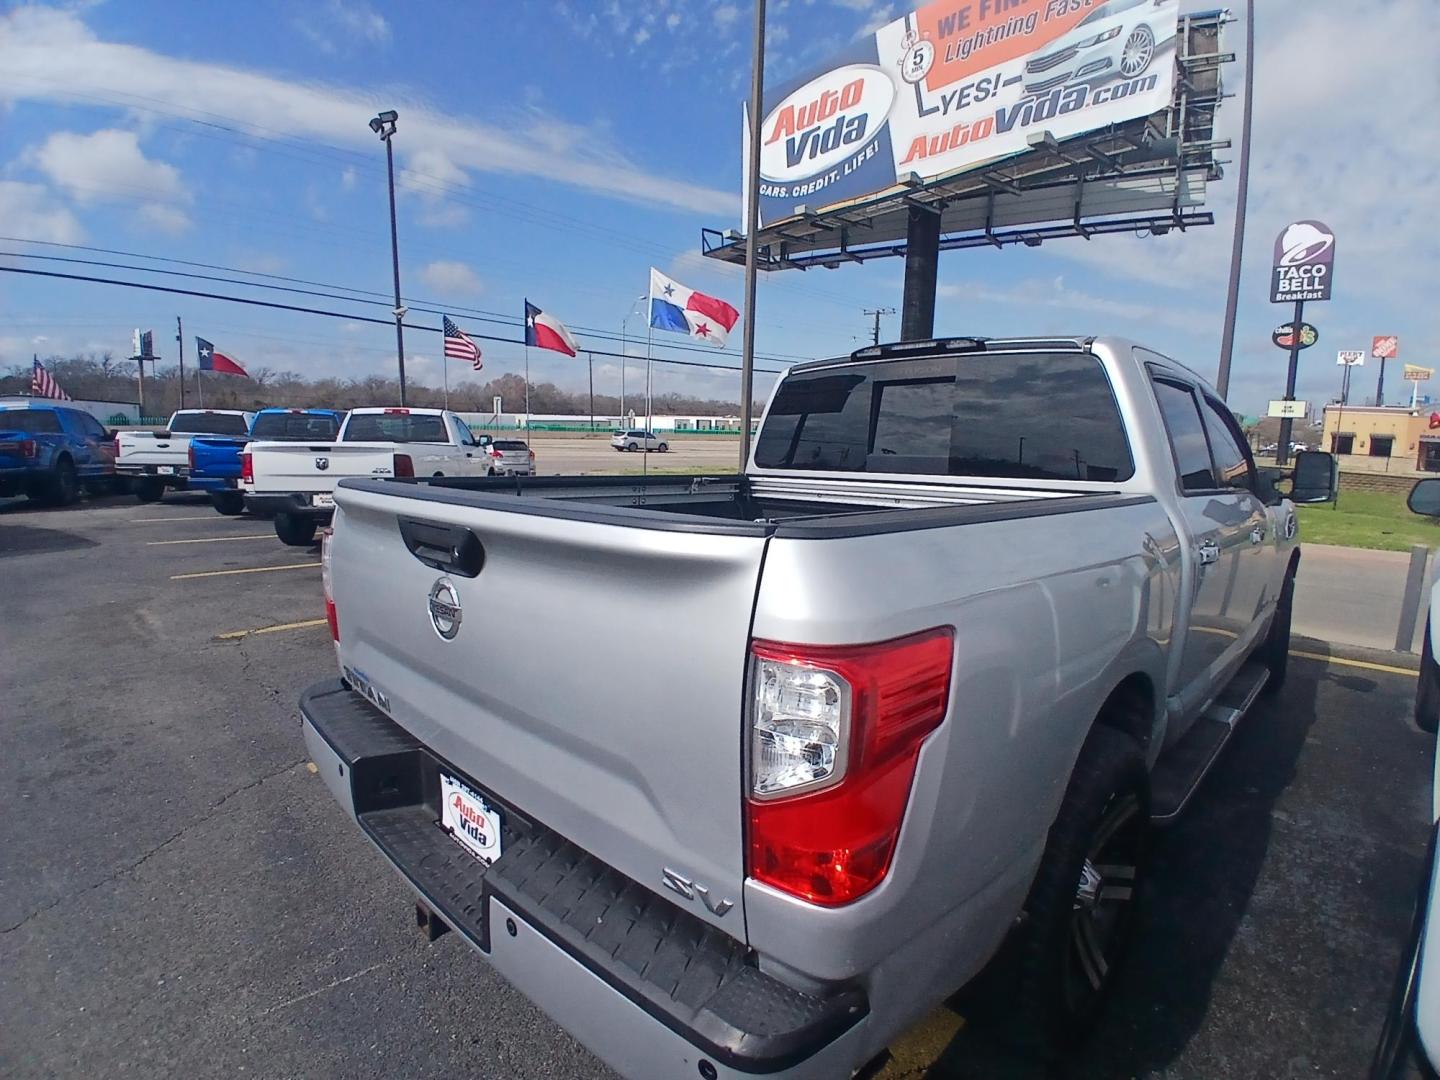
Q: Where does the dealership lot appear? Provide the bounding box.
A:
[1,492,1434,1079]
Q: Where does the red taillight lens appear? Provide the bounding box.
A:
[393,452,414,477]
[112,435,121,460]
[746,627,954,906]
[320,527,338,642]
[20,439,37,459]
[188,444,196,471]
[240,451,253,484]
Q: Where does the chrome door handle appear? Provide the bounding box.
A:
[1197,540,1220,566]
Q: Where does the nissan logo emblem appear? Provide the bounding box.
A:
[315,456,330,471]
[428,578,463,640]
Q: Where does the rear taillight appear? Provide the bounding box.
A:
[489,446,502,459]
[320,527,338,642]
[112,435,121,460]
[746,627,954,906]
[19,439,37,459]
[240,451,254,484]
[188,444,196,471]
[528,450,535,462]
[393,452,414,477]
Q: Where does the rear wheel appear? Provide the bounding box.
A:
[210,492,245,516]
[274,512,317,547]
[657,442,669,453]
[1259,569,1294,695]
[36,457,79,506]
[1005,726,1149,1057]
[627,442,638,452]
[135,477,165,503]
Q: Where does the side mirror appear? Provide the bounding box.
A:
[1291,451,1338,504]
[1409,478,1440,517]
[1254,466,1285,506]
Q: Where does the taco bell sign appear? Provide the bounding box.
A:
[1270,219,1336,303]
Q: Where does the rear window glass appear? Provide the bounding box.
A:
[169,412,250,436]
[493,440,528,450]
[250,413,340,440]
[0,409,62,434]
[342,413,448,443]
[753,351,1134,482]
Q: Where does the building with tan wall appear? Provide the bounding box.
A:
[1321,404,1440,475]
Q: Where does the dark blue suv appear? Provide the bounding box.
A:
[0,403,117,506]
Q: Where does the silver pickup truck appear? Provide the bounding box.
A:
[300,337,1318,1078]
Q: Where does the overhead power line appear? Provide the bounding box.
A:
[0,265,789,376]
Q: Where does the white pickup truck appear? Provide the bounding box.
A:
[243,407,493,546]
[114,409,255,503]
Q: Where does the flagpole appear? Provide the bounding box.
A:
[645,319,653,480]
[176,315,186,410]
[524,344,531,430]
[442,349,450,410]
[738,0,767,468]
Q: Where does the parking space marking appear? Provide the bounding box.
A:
[1290,650,1418,677]
[172,563,319,581]
[217,618,327,640]
[130,516,242,524]
[877,1006,965,1078]
[146,534,273,546]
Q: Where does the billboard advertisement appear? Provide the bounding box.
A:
[1270,220,1336,303]
[750,0,1182,227]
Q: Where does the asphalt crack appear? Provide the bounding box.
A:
[2,755,308,935]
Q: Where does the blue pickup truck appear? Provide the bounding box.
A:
[0,402,116,506]
[189,408,343,515]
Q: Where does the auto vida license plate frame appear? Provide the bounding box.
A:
[439,772,504,866]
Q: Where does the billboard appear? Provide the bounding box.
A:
[1373,335,1399,359]
[1404,365,1433,382]
[1270,220,1336,303]
[1336,350,1365,366]
[750,0,1182,227]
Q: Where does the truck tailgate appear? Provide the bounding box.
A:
[329,482,769,936]
[118,434,188,466]
[250,442,395,494]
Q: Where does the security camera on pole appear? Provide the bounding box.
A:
[1270,220,1336,466]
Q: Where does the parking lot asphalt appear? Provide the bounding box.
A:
[1,491,1434,1079]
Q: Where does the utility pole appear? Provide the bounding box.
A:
[369,110,407,405]
[863,307,896,346]
[738,0,767,466]
[176,315,186,410]
[1215,0,1255,400]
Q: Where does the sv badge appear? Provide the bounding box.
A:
[662,868,734,917]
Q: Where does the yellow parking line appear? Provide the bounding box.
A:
[217,618,328,641]
[1290,650,1418,677]
[877,1006,965,1077]
[146,534,273,546]
[172,562,319,581]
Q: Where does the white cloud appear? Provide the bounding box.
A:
[340,166,356,191]
[666,12,681,28]
[418,260,485,297]
[0,181,83,243]
[714,5,740,29]
[937,275,1214,336]
[26,128,185,205]
[0,6,732,216]
[634,27,651,45]
[135,203,191,236]
[293,0,391,54]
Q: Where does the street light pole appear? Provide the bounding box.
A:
[371,110,407,406]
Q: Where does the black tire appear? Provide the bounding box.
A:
[35,457,79,506]
[210,492,245,516]
[657,443,669,453]
[135,477,166,503]
[1259,569,1294,696]
[1006,726,1149,1057]
[1418,621,1440,734]
[273,512,317,547]
[627,442,638,452]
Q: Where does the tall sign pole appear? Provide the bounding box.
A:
[1215,0,1255,400]
[176,315,186,410]
[1270,219,1336,466]
[738,0,767,468]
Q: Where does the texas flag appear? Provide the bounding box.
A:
[524,300,578,357]
[195,337,249,377]
[649,268,739,348]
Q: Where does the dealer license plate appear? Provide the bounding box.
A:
[157,465,174,475]
[311,493,335,508]
[439,774,504,866]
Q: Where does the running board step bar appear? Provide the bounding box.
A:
[1150,661,1269,824]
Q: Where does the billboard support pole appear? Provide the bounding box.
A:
[1277,298,1304,467]
[1215,0,1255,400]
[176,315,186,411]
[738,0,767,468]
[1378,355,1388,408]
[900,206,941,341]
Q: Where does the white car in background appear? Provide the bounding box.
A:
[1023,0,1175,95]
[610,429,669,453]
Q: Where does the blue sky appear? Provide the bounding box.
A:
[1,0,1436,418]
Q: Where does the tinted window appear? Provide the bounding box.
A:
[342,413,448,443]
[63,409,106,438]
[1198,395,1253,491]
[250,413,340,440]
[1152,380,1216,492]
[0,409,62,434]
[493,440,528,450]
[753,351,1134,482]
[169,412,250,436]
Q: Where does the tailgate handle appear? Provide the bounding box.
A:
[397,518,486,577]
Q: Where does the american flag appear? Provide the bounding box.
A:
[443,316,483,370]
[31,356,71,400]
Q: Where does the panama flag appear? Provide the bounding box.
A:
[649,268,739,348]
[523,300,578,356]
[195,337,249,377]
